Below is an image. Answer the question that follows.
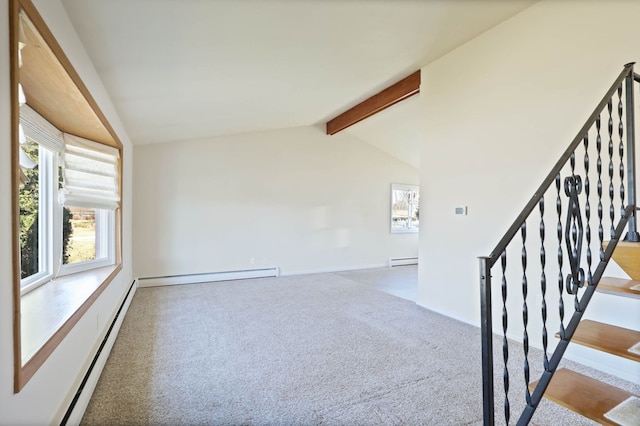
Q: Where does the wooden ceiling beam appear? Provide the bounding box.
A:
[326,70,420,135]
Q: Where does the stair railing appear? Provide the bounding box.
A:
[480,63,639,426]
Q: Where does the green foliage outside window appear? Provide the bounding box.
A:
[19,143,72,280]
[19,144,40,279]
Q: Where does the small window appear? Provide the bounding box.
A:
[60,207,115,275]
[391,184,419,233]
[18,107,118,294]
[64,207,97,264]
[19,139,56,292]
[19,142,44,281]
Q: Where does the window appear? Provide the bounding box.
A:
[19,140,46,281]
[18,108,118,295]
[19,139,53,289]
[58,134,119,275]
[12,0,123,391]
[391,184,419,233]
[18,105,61,293]
[61,208,115,269]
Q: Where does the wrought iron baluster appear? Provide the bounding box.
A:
[596,114,604,259]
[618,85,626,217]
[539,196,548,371]
[608,98,615,237]
[501,250,510,424]
[521,222,531,406]
[583,136,592,286]
[556,174,565,339]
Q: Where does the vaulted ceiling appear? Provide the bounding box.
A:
[60,0,536,164]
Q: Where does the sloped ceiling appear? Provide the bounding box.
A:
[345,94,422,169]
[60,0,536,159]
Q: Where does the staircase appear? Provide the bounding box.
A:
[531,242,640,425]
[479,63,640,426]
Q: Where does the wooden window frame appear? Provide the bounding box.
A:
[10,0,124,392]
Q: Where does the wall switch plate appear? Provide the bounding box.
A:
[455,206,468,215]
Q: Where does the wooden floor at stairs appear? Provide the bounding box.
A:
[537,241,640,425]
[605,241,640,280]
[597,277,640,299]
[569,319,640,363]
[532,368,637,426]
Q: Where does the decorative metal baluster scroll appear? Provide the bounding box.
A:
[564,171,585,300]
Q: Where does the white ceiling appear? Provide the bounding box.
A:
[60,0,535,161]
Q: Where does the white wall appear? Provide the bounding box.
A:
[0,1,134,423]
[418,0,640,381]
[133,126,418,278]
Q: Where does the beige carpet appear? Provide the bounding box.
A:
[81,272,638,425]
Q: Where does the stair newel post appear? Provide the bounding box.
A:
[624,63,640,241]
[479,256,495,426]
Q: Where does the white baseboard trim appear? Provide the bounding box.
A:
[137,267,280,288]
[388,257,418,267]
[415,300,478,327]
[280,263,388,277]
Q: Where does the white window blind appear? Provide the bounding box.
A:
[20,104,65,153]
[60,134,120,210]
[19,104,64,185]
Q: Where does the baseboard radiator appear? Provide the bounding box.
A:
[388,257,418,267]
[137,267,280,288]
[60,280,136,425]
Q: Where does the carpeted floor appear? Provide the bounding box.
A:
[81,270,638,425]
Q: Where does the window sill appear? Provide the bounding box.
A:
[391,229,419,234]
[20,264,121,367]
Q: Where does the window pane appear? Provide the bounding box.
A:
[391,184,419,233]
[64,207,96,264]
[19,143,40,279]
[391,189,410,230]
[410,190,419,228]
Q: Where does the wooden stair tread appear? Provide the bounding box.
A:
[532,368,636,425]
[597,277,640,299]
[604,241,640,280]
[568,320,640,362]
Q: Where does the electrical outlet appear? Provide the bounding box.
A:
[250,257,255,265]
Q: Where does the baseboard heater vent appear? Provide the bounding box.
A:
[388,257,418,267]
[61,280,136,425]
[137,267,280,288]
